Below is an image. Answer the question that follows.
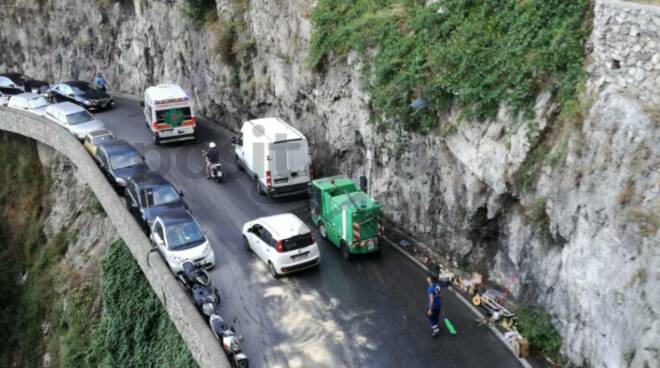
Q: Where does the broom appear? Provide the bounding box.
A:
[443,312,457,335]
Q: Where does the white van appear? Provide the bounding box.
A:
[142,84,196,145]
[232,117,312,197]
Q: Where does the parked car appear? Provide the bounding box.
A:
[44,102,106,140]
[0,91,9,106]
[6,93,50,116]
[83,129,115,156]
[242,213,320,278]
[124,172,186,233]
[0,75,24,96]
[150,209,215,273]
[0,73,49,94]
[142,84,196,145]
[232,117,312,197]
[94,139,148,191]
[46,81,114,111]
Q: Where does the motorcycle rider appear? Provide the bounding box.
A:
[205,142,220,179]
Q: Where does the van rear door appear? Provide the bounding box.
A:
[270,139,309,185]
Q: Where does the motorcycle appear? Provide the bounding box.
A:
[202,150,223,183]
[210,314,249,368]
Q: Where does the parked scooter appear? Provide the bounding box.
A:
[178,261,221,316]
[177,261,211,289]
[209,314,249,368]
[193,283,221,316]
[202,149,223,183]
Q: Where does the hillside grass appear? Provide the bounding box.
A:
[310,0,592,133]
[0,133,195,367]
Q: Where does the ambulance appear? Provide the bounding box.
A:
[142,84,196,145]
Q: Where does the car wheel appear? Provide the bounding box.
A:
[341,241,352,260]
[153,133,160,145]
[268,262,279,279]
[243,236,251,252]
[319,224,327,239]
[257,181,265,196]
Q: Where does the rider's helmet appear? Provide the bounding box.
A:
[209,142,216,148]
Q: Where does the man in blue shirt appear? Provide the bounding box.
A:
[426,274,443,337]
[94,72,107,92]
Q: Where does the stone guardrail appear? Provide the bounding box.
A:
[0,107,229,368]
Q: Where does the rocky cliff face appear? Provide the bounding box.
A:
[1,1,658,367]
[37,144,119,271]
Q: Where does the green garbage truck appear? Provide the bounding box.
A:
[309,176,382,259]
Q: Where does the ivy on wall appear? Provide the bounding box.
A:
[310,0,591,133]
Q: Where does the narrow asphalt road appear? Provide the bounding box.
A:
[96,97,522,368]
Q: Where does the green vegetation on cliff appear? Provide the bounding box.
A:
[88,241,197,368]
[0,133,195,367]
[310,0,591,132]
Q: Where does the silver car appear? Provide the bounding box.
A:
[7,93,50,116]
[44,102,106,140]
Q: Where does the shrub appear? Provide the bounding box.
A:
[310,0,591,133]
[182,0,217,28]
[516,306,562,361]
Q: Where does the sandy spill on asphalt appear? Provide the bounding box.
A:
[249,260,378,367]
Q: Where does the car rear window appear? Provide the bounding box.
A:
[28,96,48,109]
[109,150,143,170]
[145,186,180,206]
[66,111,94,125]
[281,233,314,252]
[166,221,205,250]
[92,134,114,145]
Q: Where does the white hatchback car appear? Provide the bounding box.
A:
[7,93,50,116]
[150,209,215,274]
[242,213,320,278]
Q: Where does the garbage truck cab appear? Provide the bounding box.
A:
[310,176,382,259]
[143,84,196,145]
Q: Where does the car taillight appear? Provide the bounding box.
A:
[309,165,316,179]
[182,118,196,127]
[152,122,170,131]
[353,223,360,242]
[276,239,283,252]
[266,170,272,189]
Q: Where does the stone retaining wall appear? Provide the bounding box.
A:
[0,107,229,368]
[588,0,660,105]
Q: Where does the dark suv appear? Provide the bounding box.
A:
[124,172,187,233]
[94,140,148,192]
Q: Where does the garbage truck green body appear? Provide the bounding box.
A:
[309,176,382,259]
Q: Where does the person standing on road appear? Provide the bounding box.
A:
[94,72,107,92]
[426,274,443,337]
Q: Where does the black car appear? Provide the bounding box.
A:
[0,75,24,96]
[47,81,114,111]
[94,140,148,192]
[0,73,49,94]
[124,172,187,233]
